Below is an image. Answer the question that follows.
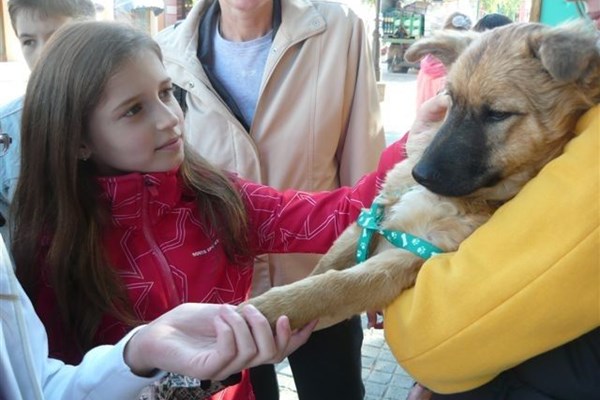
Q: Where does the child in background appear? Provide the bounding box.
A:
[414,12,472,111]
[12,21,406,400]
[0,0,96,240]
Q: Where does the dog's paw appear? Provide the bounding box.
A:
[244,286,317,330]
[241,292,284,328]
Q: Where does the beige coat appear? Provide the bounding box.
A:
[156,0,385,294]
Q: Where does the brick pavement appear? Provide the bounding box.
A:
[275,317,415,400]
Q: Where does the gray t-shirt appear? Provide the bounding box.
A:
[213,23,272,127]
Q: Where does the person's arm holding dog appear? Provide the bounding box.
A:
[384,94,599,396]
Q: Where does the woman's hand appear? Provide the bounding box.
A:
[404,93,450,158]
[409,93,450,137]
[366,310,384,329]
[407,383,433,400]
[124,303,316,381]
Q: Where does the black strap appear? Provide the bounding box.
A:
[196,0,248,130]
[0,119,7,227]
[173,84,188,115]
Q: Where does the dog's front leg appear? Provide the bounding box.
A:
[310,223,363,276]
[244,248,424,330]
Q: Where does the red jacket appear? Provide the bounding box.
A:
[36,140,405,400]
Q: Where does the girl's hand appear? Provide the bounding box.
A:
[124,303,316,381]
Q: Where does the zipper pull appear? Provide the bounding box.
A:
[144,177,159,197]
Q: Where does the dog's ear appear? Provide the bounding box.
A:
[404,30,479,68]
[536,21,600,83]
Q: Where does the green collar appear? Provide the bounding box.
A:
[356,199,443,263]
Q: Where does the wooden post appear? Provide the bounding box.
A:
[373,0,382,82]
[530,0,541,22]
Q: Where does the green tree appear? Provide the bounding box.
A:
[479,0,521,20]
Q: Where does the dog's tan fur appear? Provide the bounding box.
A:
[244,22,600,330]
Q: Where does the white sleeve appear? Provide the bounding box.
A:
[42,327,165,400]
[0,236,165,400]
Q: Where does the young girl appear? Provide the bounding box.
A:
[11,21,405,399]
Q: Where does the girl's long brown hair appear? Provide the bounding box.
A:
[11,21,249,352]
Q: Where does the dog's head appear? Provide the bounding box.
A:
[405,22,600,200]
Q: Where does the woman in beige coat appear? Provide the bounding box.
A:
[156,0,385,398]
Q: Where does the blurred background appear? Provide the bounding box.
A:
[0,0,584,106]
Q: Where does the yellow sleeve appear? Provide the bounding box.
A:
[384,106,600,393]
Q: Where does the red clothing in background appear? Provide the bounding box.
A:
[415,54,447,111]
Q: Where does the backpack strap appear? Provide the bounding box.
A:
[173,83,188,115]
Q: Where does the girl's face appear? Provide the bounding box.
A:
[84,50,184,176]
[587,0,600,28]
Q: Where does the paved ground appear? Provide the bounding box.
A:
[0,61,420,400]
[275,316,416,400]
[379,67,419,145]
[274,67,420,400]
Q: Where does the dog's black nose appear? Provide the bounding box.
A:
[412,163,441,188]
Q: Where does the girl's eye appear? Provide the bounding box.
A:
[123,104,142,117]
[159,87,174,101]
[21,39,35,47]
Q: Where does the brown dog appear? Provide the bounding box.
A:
[244,22,600,330]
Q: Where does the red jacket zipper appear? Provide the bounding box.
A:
[142,176,180,308]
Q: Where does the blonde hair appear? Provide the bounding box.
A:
[443,12,472,31]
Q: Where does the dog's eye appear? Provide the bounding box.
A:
[486,110,514,123]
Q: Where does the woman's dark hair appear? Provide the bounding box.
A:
[12,21,250,352]
[472,13,513,32]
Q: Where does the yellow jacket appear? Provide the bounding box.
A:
[384,105,600,393]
